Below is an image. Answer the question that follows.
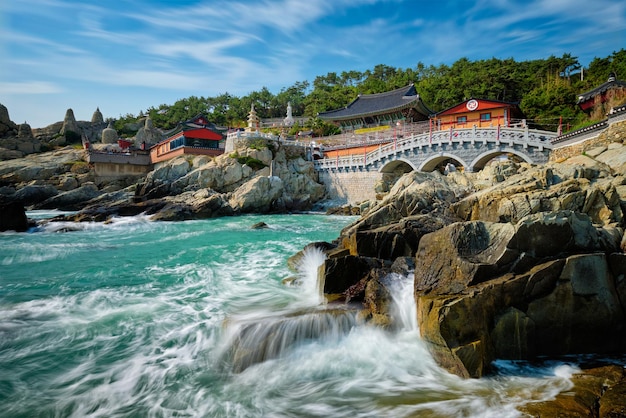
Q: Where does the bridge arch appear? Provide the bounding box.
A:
[379,158,417,174]
[469,148,533,171]
[418,153,470,173]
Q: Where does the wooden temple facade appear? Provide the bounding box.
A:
[431,98,525,130]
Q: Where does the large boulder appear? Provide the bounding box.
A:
[342,214,451,260]
[319,254,389,296]
[35,183,101,210]
[12,184,59,206]
[414,211,625,378]
[117,142,325,218]
[150,157,191,182]
[0,201,29,232]
[229,175,283,213]
[149,189,234,221]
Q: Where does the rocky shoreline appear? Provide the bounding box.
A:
[303,139,626,415]
[0,136,326,226]
[2,107,626,415]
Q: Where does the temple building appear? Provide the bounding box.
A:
[577,72,626,114]
[150,114,225,163]
[431,98,525,130]
[317,84,433,132]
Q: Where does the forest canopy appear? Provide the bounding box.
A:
[115,49,626,136]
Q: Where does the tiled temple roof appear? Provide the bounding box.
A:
[318,85,433,121]
[577,78,626,104]
[162,114,225,138]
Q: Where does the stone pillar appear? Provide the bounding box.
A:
[17,122,33,139]
[60,109,81,138]
[91,107,104,124]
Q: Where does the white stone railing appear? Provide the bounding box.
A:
[314,126,556,171]
[550,104,626,146]
[226,130,279,141]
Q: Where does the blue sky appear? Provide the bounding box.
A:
[1,0,625,128]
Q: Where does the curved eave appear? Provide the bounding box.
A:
[162,124,184,137]
[576,80,626,104]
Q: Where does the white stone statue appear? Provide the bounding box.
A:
[284,102,294,126]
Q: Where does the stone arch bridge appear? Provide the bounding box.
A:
[313,126,556,204]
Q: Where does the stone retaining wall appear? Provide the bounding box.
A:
[550,109,626,162]
[318,169,382,204]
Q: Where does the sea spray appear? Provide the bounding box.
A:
[218,308,358,372]
[387,272,418,332]
[217,244,359,372]
[295,244,327,305]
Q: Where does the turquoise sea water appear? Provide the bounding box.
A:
[1,212,581,417]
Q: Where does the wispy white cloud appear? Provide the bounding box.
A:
[0,81,63,94]
[3,29,86,55]
[2,0,625,128]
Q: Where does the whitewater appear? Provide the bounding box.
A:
[0,212,580,417]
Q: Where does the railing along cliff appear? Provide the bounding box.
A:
[550,104,626,146]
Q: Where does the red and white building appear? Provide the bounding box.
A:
[150,115,226,164]
[431,98,526,130]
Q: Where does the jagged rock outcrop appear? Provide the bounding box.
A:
[0,104,41,160]
[413,211,624,378]
[58,108,81,145]
[130,140,325,220]
[0,103,17,138]
[451,143,626,227]
[134,116,162,147]
[91,108,104,124]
